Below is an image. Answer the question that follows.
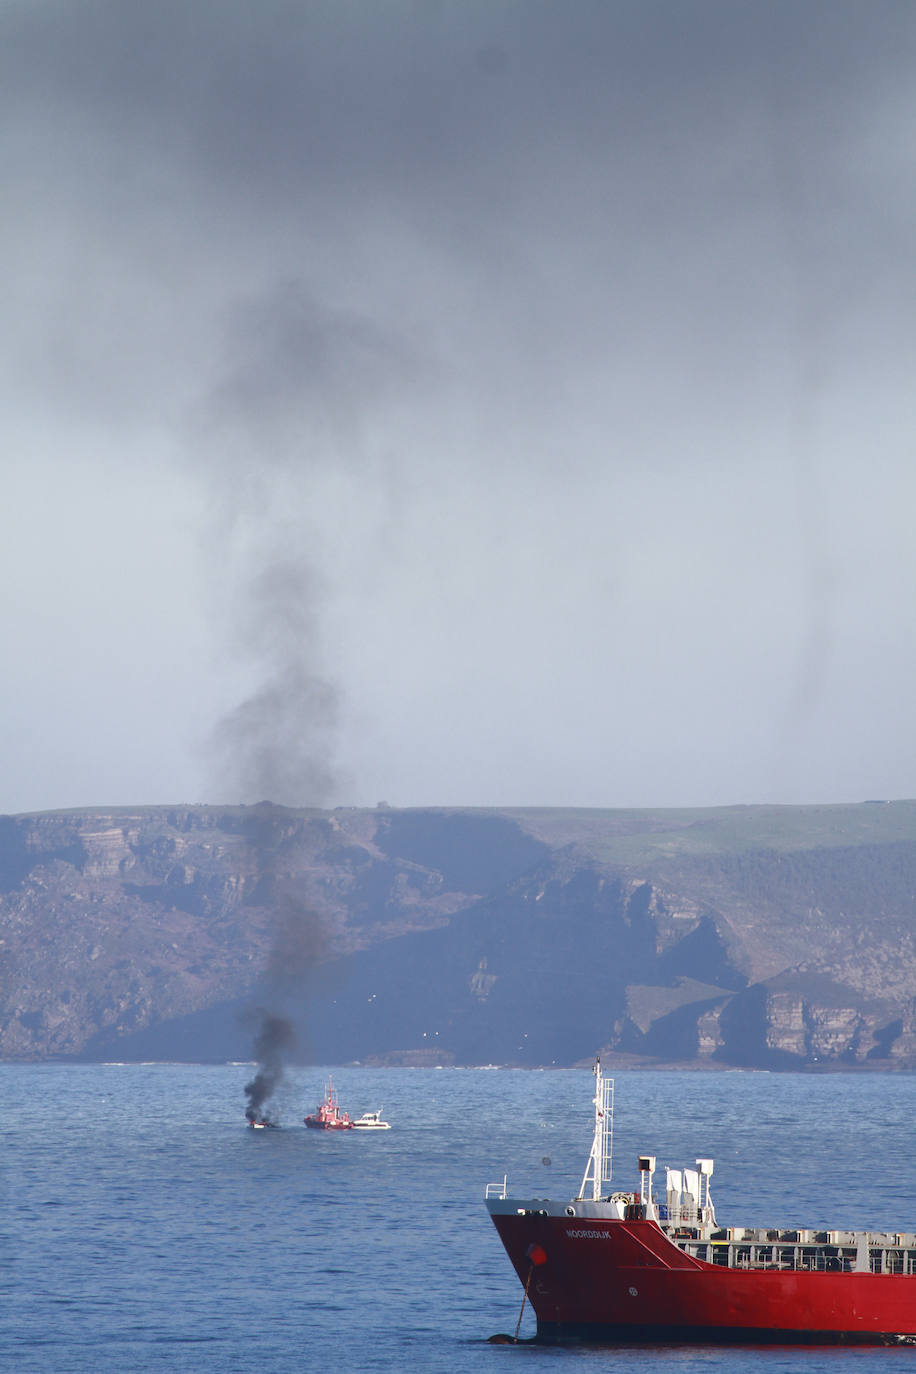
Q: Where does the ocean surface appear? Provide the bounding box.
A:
[3,1064,916,1372]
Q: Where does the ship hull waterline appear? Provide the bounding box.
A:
[489,1211,916,1347]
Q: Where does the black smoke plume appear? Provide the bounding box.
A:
[244,1011,296,1123]
[212,559,341,810]
[237,805,331,1122]
[200,284,414,1121]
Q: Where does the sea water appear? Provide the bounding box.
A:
[2,1064,916,1372]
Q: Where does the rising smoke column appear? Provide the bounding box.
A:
[203,283,418,805]
[235,803,332,1122]
[199,284,418,1122]
[216,560,341,809]
[244,1010,296,1123]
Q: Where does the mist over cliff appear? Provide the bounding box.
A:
[2,801,915,1069]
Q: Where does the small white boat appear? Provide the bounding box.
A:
[352,1109,391,1130]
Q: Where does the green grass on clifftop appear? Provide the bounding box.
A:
[500,800,916,867]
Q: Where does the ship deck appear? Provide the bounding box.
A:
[666,1223,916,1274]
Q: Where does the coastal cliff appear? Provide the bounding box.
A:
[2,801,915,1068]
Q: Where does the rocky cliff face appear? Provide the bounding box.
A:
[2,801,915,1068]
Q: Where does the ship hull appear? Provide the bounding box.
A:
[488,1210,916,1346]
[534,1322,916,1346]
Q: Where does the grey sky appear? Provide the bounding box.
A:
[2,0,914,813]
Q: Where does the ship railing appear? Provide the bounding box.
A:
[690,1242,859,1271]
[680,1239,916,1274]
[869,1248,916,1275]
[486,1176,508,1200]
[659,1202,714,1227]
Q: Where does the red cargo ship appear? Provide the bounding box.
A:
[304,1075,353,1130]
[486,1060,916,1345]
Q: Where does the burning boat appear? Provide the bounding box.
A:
[486,1059,916,1345]
[304,1076,353,1130]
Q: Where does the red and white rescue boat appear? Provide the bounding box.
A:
[304,1076,353,1131]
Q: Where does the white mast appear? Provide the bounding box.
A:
[577,1056,614,1201]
